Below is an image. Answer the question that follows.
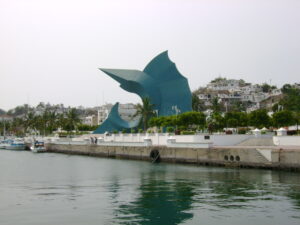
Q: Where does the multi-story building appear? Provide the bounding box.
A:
[197,78,282,112]
[82,115,99,126]
[207,79,241,91]
[97,104,113,124]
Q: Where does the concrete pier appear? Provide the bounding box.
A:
[46,143,300,171]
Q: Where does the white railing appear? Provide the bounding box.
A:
[166,138,212,148]
[50,133,269,147]
[53,140,87,145]
[96,141,146,147]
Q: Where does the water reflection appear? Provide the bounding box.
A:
[203,170,274,209]
[108,165,300,225]
[111,169,195,225]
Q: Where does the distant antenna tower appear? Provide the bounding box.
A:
[102,91,104,106]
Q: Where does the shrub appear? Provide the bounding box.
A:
[166,127,174,133]
[287,130,297,135]
[58,132,68,137]
[178,125,186,131]
[175,129,181,135]
[138,129,144,133]
[225,130,233,135]
[130,128,136,133]
[181,131,195,135]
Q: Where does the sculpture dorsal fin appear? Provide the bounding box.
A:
[143,51,185,81]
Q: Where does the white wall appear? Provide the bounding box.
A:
[273,136,300,146]
[95,133,254,146]
[203,134,253,146]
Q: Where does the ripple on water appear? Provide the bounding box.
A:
[1,151,300,225]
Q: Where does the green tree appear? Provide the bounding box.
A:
[64,108,81,132]
[211,77,226,83]
[177,111,206,129]
[272,110,295,128]
[230,101,246,112]
[77,124,98,131]
[192,93,205,112]
[211,97,221,113]
[161,115,178,128]
[279,85,300,111]
[227,118,238,127]
[24,111,36,133]
[135,97,155,131]
[57,113,67,130]
[9,117,25,136]
[248,109,270,128]
[224,112,248,127]
[293,112,300,131]
[272,103,279,112]
[261,83,276,93]
[207,112,225,132]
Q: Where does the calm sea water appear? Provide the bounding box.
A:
[0,150,300,225]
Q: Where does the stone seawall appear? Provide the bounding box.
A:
[46,144,300,171]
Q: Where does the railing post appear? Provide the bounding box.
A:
[143,136,152,146]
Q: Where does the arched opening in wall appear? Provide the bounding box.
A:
[235,156,240,161]
[230,155,234,161]
[224,155,229,161]
[150,149,160,163]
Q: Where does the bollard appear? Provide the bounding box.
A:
[143,137,152,146]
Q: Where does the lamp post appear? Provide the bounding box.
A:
[172,105,181,132]
[154,109,158,117]
[153,109,159,144]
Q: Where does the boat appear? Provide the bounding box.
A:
[30,141,46,153]
[0,139,13,149]
[6,139,26,150]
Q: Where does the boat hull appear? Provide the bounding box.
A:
[6,145,26,150]
[31,147,46,153]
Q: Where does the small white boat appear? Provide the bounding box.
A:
[31,141,46,153]
[0,139,13,149]
[6,140,26,150]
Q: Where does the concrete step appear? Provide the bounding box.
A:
[236,137,275,146]
[254,149,271,163]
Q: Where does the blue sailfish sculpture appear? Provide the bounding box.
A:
[93,51,192,134]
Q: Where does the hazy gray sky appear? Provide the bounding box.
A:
[0,0,299,110]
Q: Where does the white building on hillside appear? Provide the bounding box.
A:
[97,104,113,124]
[82,115,98,126]
[207,79,241,91]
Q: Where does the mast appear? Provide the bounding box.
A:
[2,116,6,140]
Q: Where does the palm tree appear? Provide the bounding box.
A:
[65,108,81,132]
[24,111,36,134]
[135,97,155,131]
[10,117,25,136]
[211,97,221,113]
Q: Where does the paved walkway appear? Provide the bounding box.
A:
[214,145,300,150]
